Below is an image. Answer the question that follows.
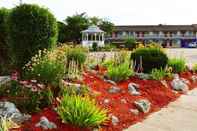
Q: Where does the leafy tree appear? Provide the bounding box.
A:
[99,20,114,36]
[64,12,89,43]
[57,21,69,43]
[0,8,10,74]
[124,37,136,50]
[89,16,102,25]
[7,4,58,69]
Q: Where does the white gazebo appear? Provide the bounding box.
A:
[81,25,105,47]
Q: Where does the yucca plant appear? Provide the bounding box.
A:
[150,68,166,80]
[168,58,186,73]
[57,94,108,128]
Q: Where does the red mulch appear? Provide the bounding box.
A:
[16,71,197,131]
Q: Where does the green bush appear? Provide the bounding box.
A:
[0,8,10,75]
[7,4,58,69]
[0,80,52,113]
[67,46,88,68]
[168,58,186,73]
[131,47,168,73]
[193,64,197,72]
[92,42,98,51]
[124,37,136,50]
[150,68,166,80]
[57,94,108,128]
[23,49,65,87]
[107,61,134,82]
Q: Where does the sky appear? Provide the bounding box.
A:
[0,0,197,25]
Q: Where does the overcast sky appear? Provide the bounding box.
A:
[0,0,197,25]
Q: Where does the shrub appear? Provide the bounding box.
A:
[23,48,65,87]
[150,68,166,80]
[193,64,197,72]
[168,58,186,73]
[66,46,88,69]
[0,80,53,113]
[0,8,10,75]
[57,94,108,128]
[7,4,58,69]
[124,37,136,50]
[107,61,134,82]
[131,47,168,73]
[92,42,98,51]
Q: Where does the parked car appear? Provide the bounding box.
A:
[188,42,197,48]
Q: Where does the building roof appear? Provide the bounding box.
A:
[114,24,197,32]
[82,25,104,33]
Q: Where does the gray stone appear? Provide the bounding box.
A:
[128,83,140,96]
[0,76,11,86]
[171,74,189,92]
[134,99,151,113]
[103,99,110,104]
[111,115,119,126]
[108,86,121,94]
[104,79,117,85]
[129,109,139,115]
[120,99,127,104]
[0,101,30,124]
[35,116,57,130]
[135,73,151,80]
[191,75,197,83]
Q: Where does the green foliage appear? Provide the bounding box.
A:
[0,80,53,113]
[168,58,186,73]
[7,4,58,69]
[57,94,108,128]
[23,48,66,87]
[0,8,10,75]
[60,84,89,96]
[57,21,68,43]
[64,12,89,43]
[0,117,16,131]
[192,64,197,72]
[131,47,168,73]
[92,42,98,51]
[67,46,88,68]
[150,68,166,80]
[124,37,136,50]
[99,20,114,36]
[107,61,134,82]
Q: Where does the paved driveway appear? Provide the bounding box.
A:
[125,89,197,131]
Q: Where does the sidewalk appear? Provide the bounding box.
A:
[125,88,197,131]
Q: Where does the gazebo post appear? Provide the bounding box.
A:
[94,33,97,41]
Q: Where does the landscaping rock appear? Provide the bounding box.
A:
[108,86,121,94]
[103,99,110,104]
[160,80,169,88]
[0,76,11,86]
[111,115,119,126]
[171,74,189,93]
[120,99,127,104]
[129,109,139,115]
[35,116,57,130]
[135,73,151,80]
[134,99,151,113]
[128,82,140,96]
[104,79,117,85]
[191,75,197,83]
[0,101,30,124]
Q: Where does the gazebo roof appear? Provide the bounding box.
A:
[82,25,104,33]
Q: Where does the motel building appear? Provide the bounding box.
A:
[109,24,197,47]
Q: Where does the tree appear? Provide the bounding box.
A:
[124,37,137,50]
[64,12,89,43]
[99,20,114,36]
[57,21,69,43]
[7,4,58,69]
[0,8,10,74]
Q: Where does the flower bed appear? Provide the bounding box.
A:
[14,71,197,131]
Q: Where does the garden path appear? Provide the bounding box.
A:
[125,88,197,131]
